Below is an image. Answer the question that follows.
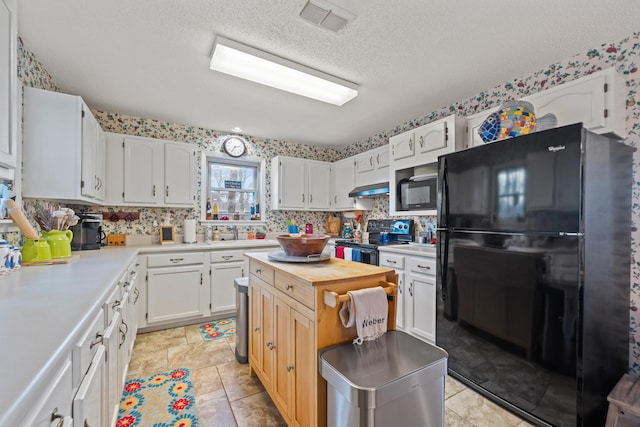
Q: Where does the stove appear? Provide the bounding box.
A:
[335,219,414,265]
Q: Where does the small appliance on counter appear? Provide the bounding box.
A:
[335,219,414,265]
[70,214,104,250]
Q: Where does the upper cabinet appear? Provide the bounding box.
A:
[390,115,465,171]
[465,67,627,149]
[355,145,390,187]
[0,0,17,174]
[270,156,332,211]
[105,133,196,207]
[23,87,106,205]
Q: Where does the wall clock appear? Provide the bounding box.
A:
[222,135,247,158]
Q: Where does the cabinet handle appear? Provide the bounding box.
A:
[302,193,305,203]
[287,365,294,372]
[50,408,65,427]
[399,285,403,294]
[222,255,233,260]
[334,195,337,203]
[111,299,121,309]
[386,259,396,264]
[133,288,140,304]
[170,258,184,263]
[419,135,424,148]
[166,185,169,197]
[152,184,156,196]
[286,284,293,291]
[409,136,413,150]
[310,194,312,203]
[409,282,413,297]
[254,327,260,332]
[255,268,262,274]
[369,156,373,166]
[417,264,431,270]
[90,332,104,349]
[266,341,276,350]
[376,154,380,165]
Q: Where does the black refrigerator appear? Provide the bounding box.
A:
[436,123,633,426]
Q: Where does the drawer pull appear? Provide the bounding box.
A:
[267,341,276,350]
[254,327,260,332]
[90,333,104,349]
[111,300,121,309]
[286,284,293,290]
[133,288,140,304]
[170,258,184,263]
[222,255,233,260]
[417,265,431,270]
[255,268,262,273]
[51,408,64,427]
[287,365,294,372]
[386,259,397,264]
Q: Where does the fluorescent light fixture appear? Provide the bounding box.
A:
[210,36,358,106]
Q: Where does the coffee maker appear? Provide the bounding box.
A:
[70,214,104,250]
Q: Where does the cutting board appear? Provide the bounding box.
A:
[22,254,80,267]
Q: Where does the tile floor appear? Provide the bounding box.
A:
[126,324,533,426]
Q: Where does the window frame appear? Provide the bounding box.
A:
[199,151,266,226]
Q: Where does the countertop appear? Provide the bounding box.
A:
[246,251,395,286]
[377,243,437,256]
[0,239,281,426]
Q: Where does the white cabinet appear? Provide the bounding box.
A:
[355,145,390,187]
[271,156,332,211]
[23,87,106,204]
[379,249,436,344]
[24,357,74,426]
[332,157,356,211]
[105,132,196,207]
[145,252,210,325]
[0,0,17,171]
[390,132,414,162]
[465,67,627,148]
[73,346,106,427]
[210,250,245,315]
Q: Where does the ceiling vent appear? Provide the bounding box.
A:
[299,0,354,33]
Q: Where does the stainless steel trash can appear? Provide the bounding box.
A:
[234,277,249,364]
[319,330,448,427]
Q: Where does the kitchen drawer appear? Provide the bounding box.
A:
[25,357,73,426]
[275,271,315,309]
[379,253,405,269]
[408,256,436,276]
[147,252,204,267]
[103,285,122,328]
[249,260,274,286]
[72,308,105,388]
[211,249,244,263]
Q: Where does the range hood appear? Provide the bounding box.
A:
[348,182,389,198]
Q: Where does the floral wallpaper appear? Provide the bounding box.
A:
[15,32,640,369]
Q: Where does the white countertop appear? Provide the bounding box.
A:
[0,239,281,426]
[378,243,437,256]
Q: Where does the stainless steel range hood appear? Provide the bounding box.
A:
[348,182,389,198]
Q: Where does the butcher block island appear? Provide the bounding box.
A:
[245,252,398,427]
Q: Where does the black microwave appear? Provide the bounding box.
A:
[398,175,437,210]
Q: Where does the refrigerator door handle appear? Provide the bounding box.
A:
[438,158,449,227]
[438,230,449,301]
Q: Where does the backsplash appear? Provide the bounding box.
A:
[17,33,640,369]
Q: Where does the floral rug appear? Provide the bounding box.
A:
[198,317,236,341]
[116,368,198,427]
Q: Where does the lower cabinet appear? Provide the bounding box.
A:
[379,249,436,344]
[210,250,245,315]
[24,357,74,426]
[146,252,210,325]
[249,274,315,427]
[73,346,106,427]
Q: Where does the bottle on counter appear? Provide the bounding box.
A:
[212,227,221,241]
[305,223,313,234]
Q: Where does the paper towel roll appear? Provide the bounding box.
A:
[183,219,197,243]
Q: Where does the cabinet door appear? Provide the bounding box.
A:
[147,265,208,324]
[260,287,275,389]
[81,104,99,199]
[355,151,375,174]
[273,296,292,416]
[390,132,414,161]
[95,127,106,201]
[276,157,307,209]
[165,142,195,205]
[27,358,73,427]
[332,157,355,211]
[0,0,17,169]
[290,309,315,427]
[73,346,106,427]
[104,311,121,427]
[416,121,447,155]
[249,281,263,369]
[211,261,243,314]
[124,137,163,204]
[307,160,331,209]
[408,274,436,344]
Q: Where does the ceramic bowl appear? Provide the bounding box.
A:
[276,234,330,257]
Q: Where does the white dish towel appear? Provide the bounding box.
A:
[343,247,353,261]
[339,286,388,345]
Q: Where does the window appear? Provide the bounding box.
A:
[201,153,265,223]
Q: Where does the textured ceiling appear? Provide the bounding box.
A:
[16,1,640,147]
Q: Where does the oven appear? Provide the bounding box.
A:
[335,219,414,265]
